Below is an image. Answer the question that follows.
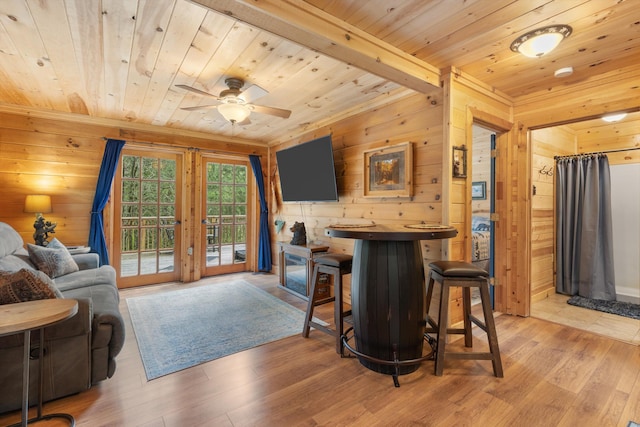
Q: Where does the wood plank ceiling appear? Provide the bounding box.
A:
[0,0,638,145]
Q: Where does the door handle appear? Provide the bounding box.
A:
[174,220,181,225]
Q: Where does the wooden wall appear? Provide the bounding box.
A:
[0,104,267,280]
[530,126,575,302]
[573,115,640,164]
[269,89,445,262]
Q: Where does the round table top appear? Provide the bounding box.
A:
[325,223,458,241]
[0,299,78,336]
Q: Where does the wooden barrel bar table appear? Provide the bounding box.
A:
[325,224,457,385]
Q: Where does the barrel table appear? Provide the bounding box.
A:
[325,224,457,385]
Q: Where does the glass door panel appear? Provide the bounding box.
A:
[202,158,250,276]
[115,151,181,288]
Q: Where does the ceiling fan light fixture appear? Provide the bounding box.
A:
[218,102,251,124]
[601,112,627,122]
[510,25,572,58]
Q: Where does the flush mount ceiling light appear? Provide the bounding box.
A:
[510,25,572,58]
[601,113,627,122]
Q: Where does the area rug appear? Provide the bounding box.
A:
[127,279,314,380]
[567,295,640,320]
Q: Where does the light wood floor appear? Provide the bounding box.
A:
[1,272,639,426]
[532,293,640,346]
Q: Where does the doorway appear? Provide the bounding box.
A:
[471,124,496,304]
[200,156,252,276]
[529,116,640,344]
[113,149,183,288]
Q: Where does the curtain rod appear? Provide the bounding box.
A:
[101,137,262,157]
[554,146,640,160]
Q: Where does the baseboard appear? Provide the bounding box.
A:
[531,286,556,303]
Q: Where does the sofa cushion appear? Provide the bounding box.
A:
[0,222,25,258]
[54,265,117,293]
[28,243,79,278]
[0,268,61,305]
[0,252,36,273]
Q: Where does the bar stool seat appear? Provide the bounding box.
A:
[302,253,353,355]
[425,260,503,377]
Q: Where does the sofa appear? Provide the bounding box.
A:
[0,222,125,413]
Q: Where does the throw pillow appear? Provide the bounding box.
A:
[46,237,67,251]
[0,268,60,305]
[27,243,79,278]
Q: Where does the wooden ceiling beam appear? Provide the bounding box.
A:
[188,0,440,93]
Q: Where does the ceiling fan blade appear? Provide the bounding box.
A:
[180,105,219,111]
[239,84,268,103]
[249,104,291,119]
[175,84,219,99]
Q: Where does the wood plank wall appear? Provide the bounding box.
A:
[530,126,575,302]
[0,105,267,281]
[269,90,445,262]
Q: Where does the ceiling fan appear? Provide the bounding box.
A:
[176,77,291,124]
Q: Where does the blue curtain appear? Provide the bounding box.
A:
[89,139,126,266]
[249,155,272,271]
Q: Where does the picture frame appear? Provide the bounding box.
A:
[472,181,486,200]
[452,145,467,178]
[363,141,413,197]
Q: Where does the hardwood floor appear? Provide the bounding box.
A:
[532,293,640,346]
[1,272,639,426]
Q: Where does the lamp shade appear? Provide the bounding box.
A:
[24,195,52,214]
[218,103,251,124]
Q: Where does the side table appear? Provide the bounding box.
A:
[0,299,78,426]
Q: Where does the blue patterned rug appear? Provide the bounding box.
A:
[127,279,313,380]
[567,295,640,320]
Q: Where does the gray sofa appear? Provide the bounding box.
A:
[0,222,125,413]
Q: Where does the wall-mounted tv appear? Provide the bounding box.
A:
[275,135,339,202]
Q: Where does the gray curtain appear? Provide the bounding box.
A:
[555,154,616,300]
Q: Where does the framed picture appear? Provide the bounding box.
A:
[363,142,413,197]
[452,145,467,178]
[472,181,486,200]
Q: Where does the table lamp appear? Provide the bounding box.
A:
[24,194,56,246]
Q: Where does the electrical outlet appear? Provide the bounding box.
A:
[187,247,193,256]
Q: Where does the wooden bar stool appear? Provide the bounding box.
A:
[302,253,352,355]
[425,260,503,377]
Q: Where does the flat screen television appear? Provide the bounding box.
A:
[275,135,339,202]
